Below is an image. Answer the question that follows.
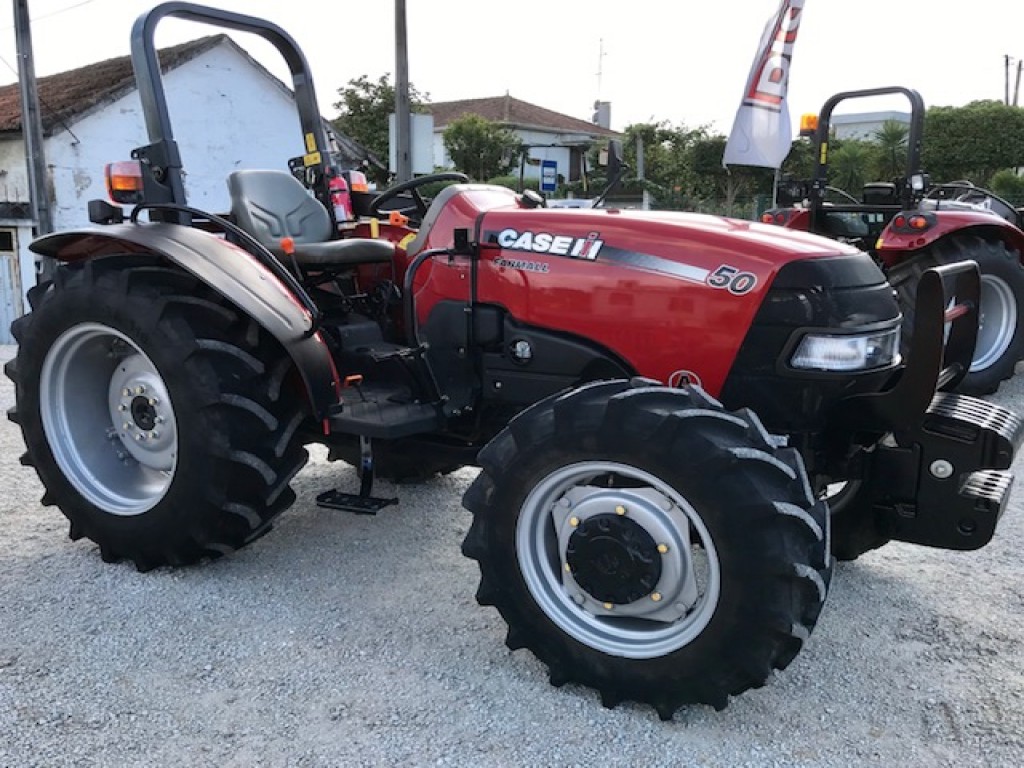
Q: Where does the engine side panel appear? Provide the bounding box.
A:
[414,197,860,396]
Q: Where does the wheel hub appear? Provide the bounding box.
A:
[107,354,176,471]
[566,514,662,604]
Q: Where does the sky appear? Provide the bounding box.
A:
[3,0,1024,137]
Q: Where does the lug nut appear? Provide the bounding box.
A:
[151,431,160,439]
[135,434,144,441]
[135,385,146,395]
[122,388,131,397]
[651,592,663,602]
[118,403,127,412]
[154,416,165,425]
[123,422,132,431]
[148,398,159,407]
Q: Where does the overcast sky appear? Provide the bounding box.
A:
[4,0,1024,136]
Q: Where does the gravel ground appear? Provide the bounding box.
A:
[2,342,1024,767]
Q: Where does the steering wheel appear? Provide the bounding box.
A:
[369,172,469,221]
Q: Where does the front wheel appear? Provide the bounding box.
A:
[890,234,1024,395]
[461,381,831,718]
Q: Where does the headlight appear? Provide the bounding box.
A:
[790,327,901,372]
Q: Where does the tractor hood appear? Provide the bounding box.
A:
[412,186,891,396]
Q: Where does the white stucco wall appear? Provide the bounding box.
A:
[0,40,311,325]
[41,42,304,228]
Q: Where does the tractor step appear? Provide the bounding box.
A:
[315,488,398,515]
[328,384,443,439]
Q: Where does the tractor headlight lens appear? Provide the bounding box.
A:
[790,327,901,371]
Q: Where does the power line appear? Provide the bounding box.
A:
[0,0,99,31]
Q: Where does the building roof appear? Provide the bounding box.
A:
[424,95,620,138]
[0,36,382,170]
[0,36,224,134]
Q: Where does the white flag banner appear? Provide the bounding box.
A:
[723,0,805,169]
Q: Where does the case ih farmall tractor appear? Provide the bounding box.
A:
[5,5,1022,719]
[763,86,1024,395]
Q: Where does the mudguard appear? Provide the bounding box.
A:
[29,223,341,421]
[875,210,1024,268]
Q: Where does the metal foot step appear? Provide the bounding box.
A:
[328,383,442,440]
[316,488,398,515]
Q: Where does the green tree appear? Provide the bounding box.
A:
[872,119,910,180]
[442,114,523,181]
[988,168,1024,204]
[830,140,873,193]
[331,74,427,183]
[690,134,773,214]
[620,121,708,208]
[923,100,1024,183]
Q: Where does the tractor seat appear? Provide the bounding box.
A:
[227,170,394,267]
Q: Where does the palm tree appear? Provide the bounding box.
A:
[873,120,910,180]
[831,141,872,193]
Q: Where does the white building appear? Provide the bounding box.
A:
[0,35,370,343]
[423,94,621,188]
[832,110,912,140]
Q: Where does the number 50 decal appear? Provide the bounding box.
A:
[707,264,758,295]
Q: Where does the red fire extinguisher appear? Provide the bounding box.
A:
[328,173,352,224]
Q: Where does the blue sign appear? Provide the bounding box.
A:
[540,160,558,192]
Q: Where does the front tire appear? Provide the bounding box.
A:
[461,380,831,718]
[6,258,309,570]
[890,234,1024,395]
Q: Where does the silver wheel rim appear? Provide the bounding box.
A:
[516,461,720,659]
[39,323,178,516]
[972,274,1017,372]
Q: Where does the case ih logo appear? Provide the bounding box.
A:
[744,0,803,111]
[495,228,604,260]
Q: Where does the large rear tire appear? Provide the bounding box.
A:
[461,380,831,718]
[5,258,309,570]
[889,234,1024,395]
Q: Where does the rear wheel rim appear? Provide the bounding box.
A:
[39,322,178,516]
[972,274,1017,372]
[516,460,720,659]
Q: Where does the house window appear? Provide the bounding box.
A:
[0,230,14,252]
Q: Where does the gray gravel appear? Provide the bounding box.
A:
[2,342,1024,767]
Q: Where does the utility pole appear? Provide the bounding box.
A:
[1006,54,1012,106]
[394,0,412,182]
[1015,59,1023,107]
[14,0,55,278]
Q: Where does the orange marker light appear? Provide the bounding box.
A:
[105,161,144,204]
[909,215,929,230]
[799,113,818,136]
[280,237,295,255]
[388,210,410,227]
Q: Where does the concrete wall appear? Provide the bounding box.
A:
[0,40,309,331]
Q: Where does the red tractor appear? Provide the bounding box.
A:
[763,86,1024,395]
[5,5,1021,719]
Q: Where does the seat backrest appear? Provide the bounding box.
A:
[228,170,332,248]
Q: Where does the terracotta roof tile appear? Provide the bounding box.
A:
[424,95,620,137]
[0,36,225,134]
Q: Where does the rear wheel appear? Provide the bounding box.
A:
[890,234,1024,395]
[6,257,309,570]
[461,380,831,718]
